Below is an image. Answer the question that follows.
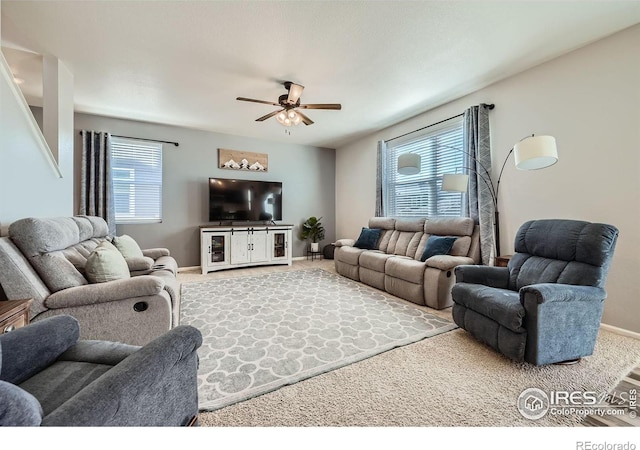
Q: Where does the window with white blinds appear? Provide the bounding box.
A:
[111,137,163,224]
[383,117,464,218]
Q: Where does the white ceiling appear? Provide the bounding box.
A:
[2,1,640,148]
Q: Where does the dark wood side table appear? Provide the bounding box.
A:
[0,299,33,334]
[494,255,513,268]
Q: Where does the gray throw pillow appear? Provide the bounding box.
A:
[85,241,131,283]
[113,234,144,259]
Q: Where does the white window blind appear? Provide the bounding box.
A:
[383,117,464,218]
[111,137,163,224]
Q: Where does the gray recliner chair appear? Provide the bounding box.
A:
[0,315,202,426]
[451,219,619,365]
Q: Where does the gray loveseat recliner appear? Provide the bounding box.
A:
[0,315,202,426]
[334,217,480,309]
[451,219,619,365]
[0,216,180,345]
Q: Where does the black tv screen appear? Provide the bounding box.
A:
[209,178,283,222]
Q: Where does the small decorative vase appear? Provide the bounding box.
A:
[310,242,319,252]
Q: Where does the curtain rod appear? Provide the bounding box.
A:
[385,103,495,143]
[78,131,179,147]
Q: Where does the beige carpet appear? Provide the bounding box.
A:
[180,261,640,427]
[199,327,640,427]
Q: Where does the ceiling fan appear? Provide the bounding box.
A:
[236,81,341,126]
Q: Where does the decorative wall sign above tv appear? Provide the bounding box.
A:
[219,148,268,172]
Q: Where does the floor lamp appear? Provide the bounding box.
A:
[441,135,558,258]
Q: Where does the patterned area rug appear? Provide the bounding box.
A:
[180,269,457,411]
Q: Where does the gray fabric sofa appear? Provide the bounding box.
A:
[334,217,480,309]
[451,219,619,365]
[0,315,202,426]
[0,216,180,345]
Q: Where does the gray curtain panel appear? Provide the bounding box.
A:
[375,140,386,217]
[463,106,493,265]
[79,131,116,235]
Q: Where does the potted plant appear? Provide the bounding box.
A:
[301,216,325,252]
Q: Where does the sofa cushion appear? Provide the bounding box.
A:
[0,237,51,317]
[511,220,619,289]
[451,284,525,333]
[368,217,395,230]
[335,246,366,266]
[85,242,131,284]
[395,219,425,232]
[30,253,89,293]
[450,236,472,257]
[19,361,112,416]
[359,251,395,272]
[354,228,382,250]
[387,230,423,257]
[424,217,474,236]
[420,236,457,262]
[385,257,425,285]
[9,217,81,257]
[74,215,109,238]
[113,234,144,259]
[71,216,94,242]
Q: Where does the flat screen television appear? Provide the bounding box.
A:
[209,178,283,222]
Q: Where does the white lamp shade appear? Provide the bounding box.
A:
[514,135,558,170]
[397,153,421,175]
[441,174,469,192]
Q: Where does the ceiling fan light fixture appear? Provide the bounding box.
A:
[237,81,341,127]
[287,83,304,104]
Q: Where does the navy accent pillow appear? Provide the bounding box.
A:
[354,228,382,250]
[420,236,457,262]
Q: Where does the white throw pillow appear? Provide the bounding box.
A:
[85,241,131,283]
[112,234,144,259]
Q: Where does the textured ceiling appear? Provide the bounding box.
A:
[2,1,640,148]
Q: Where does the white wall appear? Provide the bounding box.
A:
[0,51,73,233]
[336,24,640,333]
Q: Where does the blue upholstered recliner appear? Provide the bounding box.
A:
[0,315,202,426]
[451,219,619,365]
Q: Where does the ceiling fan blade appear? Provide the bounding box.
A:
[285,82,304,104]
[298,103,342,110]
[296,110,314,126]
[237,97,280,107]
[256,109,284,122]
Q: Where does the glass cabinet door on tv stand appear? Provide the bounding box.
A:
[201,231,231,273]
[271,230,289,261]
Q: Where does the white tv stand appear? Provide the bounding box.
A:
[200,224,293,274]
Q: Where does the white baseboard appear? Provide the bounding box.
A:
[177,266,200,273]
[600,323,640,340]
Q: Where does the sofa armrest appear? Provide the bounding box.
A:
[0,381,43,426]
[45,276,165,309]
[0,316,79,385]
[334,239,355,248]
[520,283,607,305]
[126,256,155,272]
[142,248,170,259]
[454,265,510,289]
[425,255,474,271]
[42,325,203,426]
